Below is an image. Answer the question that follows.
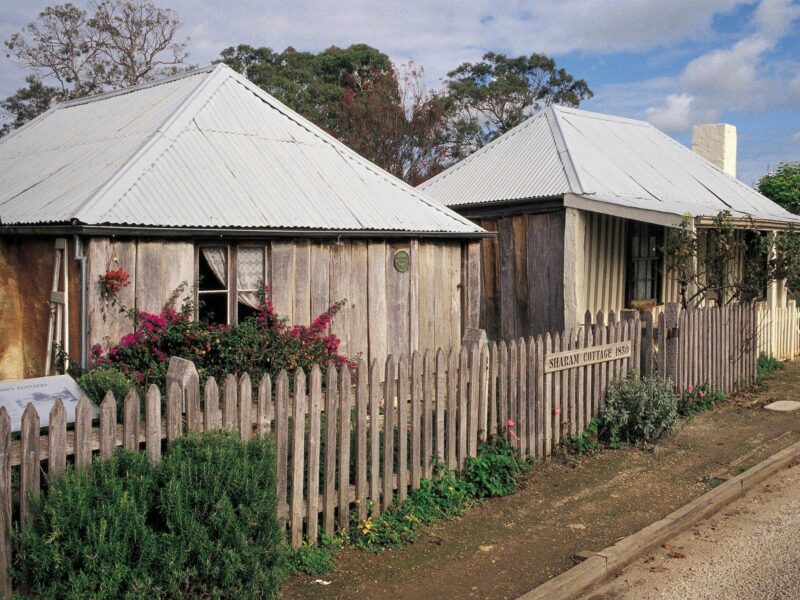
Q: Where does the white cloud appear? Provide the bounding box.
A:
[644,93,718,134]
[642,0,800,133]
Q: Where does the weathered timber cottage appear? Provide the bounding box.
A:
[420,105,799,340]
[0,64,485,379]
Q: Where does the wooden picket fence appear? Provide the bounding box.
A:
[0,313,640,597]
[756,302,800,362]
[658,302,758,396]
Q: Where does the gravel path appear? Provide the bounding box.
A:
[587,461,800,599]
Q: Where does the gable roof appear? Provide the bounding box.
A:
[0,64,483,236]
[420,105,798,227]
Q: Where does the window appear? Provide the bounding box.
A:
[197,245,266,324]
[626,222,662,304]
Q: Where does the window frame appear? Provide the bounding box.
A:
[195,243,267,325]
[625,222,663,305]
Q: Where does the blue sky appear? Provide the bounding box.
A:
[2,0,799,185]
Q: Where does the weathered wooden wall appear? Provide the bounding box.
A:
[475,211,565,340]
[87,237,476,367]
[0,236,80,379]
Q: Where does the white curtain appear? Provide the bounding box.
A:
[201,247,227,287]
[237,247,264,309]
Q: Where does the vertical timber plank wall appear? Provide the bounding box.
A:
[581,212,626,319]
[473,211,567,340]
[0,236,81,379]
[87,237,468,371]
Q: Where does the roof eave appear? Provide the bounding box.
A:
[0,223,494,240]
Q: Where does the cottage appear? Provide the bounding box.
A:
[420,105,799,340]
[0,64,485,379]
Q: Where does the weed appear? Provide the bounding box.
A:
[678,383,725,417]
[462,435,534,498]
[566,418,600,454]
[757,353,784,381]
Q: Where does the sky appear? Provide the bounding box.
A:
[1,0,799,186]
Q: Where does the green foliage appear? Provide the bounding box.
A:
[13,432,285,599]
[349,467,470,551]
[601,371,678,446]
[678,383,724,417]
[758,162,800,214]
[462,435,534,497]
[445,51,592,155]
[757,353,785,380]
[77,367,135,406]
[566,418,600,454]
[218,44,391,132]
[287,543,336,576]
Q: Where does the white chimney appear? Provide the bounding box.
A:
[692,123,737,178]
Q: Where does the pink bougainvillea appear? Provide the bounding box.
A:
[91,285,356,389]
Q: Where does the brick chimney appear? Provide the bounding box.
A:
[691,123,737,178]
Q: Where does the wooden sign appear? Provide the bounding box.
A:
[544,340,631,373]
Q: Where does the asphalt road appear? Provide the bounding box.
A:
[586,461,800,600]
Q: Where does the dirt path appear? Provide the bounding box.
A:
[281,365,800,600]
[585,461,800,599]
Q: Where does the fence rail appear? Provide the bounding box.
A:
[0,312,640,597]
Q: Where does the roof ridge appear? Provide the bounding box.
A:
[221,68,481,231]
[56,65,216,109]
[546,106,583,193]
[72,65,226,223]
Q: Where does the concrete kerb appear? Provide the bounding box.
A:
[517,438,800,600]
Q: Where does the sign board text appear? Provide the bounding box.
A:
[544,340,631,373]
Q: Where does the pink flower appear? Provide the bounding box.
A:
[507,419,516,428]
[687,384,695,393]
[554,407,561,415]
[699,391,706,398]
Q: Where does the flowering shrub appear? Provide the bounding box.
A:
[98,267,130,299]
[90,286,356,391]
[678,383,724,417]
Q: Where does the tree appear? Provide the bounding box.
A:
[3,1,188,133]
[218,43,391,131]
[0,76,65,134]
[336,62,453,185]
[757,162,800,215]
[445,52,593,155]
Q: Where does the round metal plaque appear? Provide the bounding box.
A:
[393,250,409,273]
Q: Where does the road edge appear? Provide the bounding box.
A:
[516,437,800,600]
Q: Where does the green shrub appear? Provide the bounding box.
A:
[12,451,162,599]
[286,540,338,576]
[13,432,285,599]
[462,435,533,498]
[566,418,600,454]
[77,367,135,406]
[601,371,678,446]
[157,432,284,598]
[757,353,784,380]
[678,383,725,417]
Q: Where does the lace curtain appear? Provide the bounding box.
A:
[201,247,264,310]
[236,247,264,309]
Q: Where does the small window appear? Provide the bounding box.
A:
[626,223,662,304]
[198,246,230,323]
[197,245,267,325]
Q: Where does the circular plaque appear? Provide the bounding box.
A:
[393,250,409,273]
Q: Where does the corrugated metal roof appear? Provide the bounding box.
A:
[420,105,798,224]
[0,64,482,235]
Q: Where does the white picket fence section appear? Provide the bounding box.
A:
[756,302,800,361]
